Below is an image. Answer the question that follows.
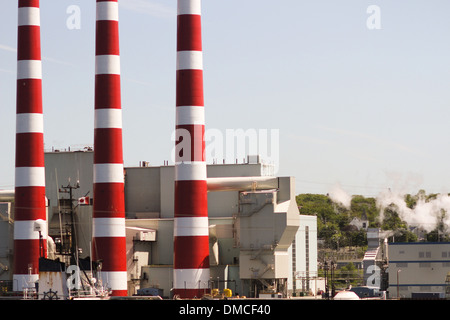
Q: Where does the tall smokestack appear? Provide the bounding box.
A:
[173,0,210,299]
[13,0,47,292]
[92,0,127,296]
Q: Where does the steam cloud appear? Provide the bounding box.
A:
[328,183,352,209]
[376,189,450,233]
[328,184,450,233]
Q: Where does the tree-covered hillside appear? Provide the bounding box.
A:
[296,191,450,248]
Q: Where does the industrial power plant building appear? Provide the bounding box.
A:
[3,150,450,299]
[0,150,317,298]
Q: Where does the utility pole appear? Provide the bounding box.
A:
[59,180,80,264]
[324,261,329,299]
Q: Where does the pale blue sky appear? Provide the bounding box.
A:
[1,0,450,197]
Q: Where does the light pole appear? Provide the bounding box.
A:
[396,269,402,299]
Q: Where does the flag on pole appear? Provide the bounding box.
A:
[78,196,90,205]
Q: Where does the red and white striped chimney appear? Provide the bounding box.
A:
[13,0,47,292]
[92,0,127,296]
[173,0,210,299]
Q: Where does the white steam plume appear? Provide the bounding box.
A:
[328,184,352,209]
[376,189,450,233]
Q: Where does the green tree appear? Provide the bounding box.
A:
[296,194,334,219]
[297,194,348,249]
[335,262,361,288]
[392,229,418,242]
[350,195,378,226]
[381,206,406,230]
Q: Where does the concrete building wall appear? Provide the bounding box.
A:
[125,163,269,220]
[124,167,161,218]
[126,219,174,266]
[208,163,266,178]
[0,203,13,282]
[44,151,94,223]
[159,166,174,219]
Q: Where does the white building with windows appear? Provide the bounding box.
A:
[388,242,450,299]
[288,215,319,296]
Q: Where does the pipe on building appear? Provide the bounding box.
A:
[207,177,279,192]
[173,0,210,299]
[92,0,127,297]
[0,190,15,202]
[13,0,48,292]
[0,190,49,207]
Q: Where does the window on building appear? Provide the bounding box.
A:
[419,263,431,268]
